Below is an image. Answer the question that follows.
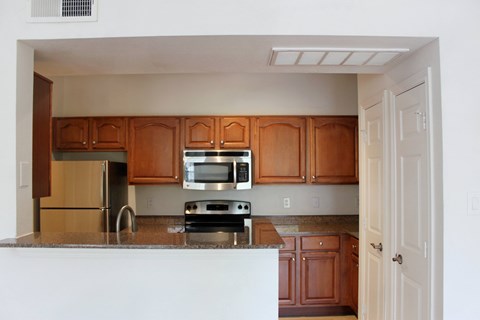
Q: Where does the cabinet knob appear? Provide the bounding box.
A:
[312,175,316,180]
[220,140,224,145]
[302,176,305,180]
[92,140,96,145]
[319,241,323,246]
[174,176,178,180]
[352,244,356,249]
[210,140,214,145]
[82,141,87,145]
[302,257,306,261]
[292,257,295,262]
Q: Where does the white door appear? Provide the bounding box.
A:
[393,83,429,320]
[361,100,386,320]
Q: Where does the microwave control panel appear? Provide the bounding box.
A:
[237,163,249,182]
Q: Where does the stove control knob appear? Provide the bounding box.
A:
[238,204,243,210]
[186,205,191,211]
[244,205,249,210]
[192,205,198,210]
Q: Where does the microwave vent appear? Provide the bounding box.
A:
[27,0,98,22]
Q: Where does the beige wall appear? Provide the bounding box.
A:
[52,73,358,116]
[52,73,359,216]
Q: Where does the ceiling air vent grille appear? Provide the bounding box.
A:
[27,0,98,22]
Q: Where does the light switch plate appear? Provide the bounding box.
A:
[468,192,480,215]
[19,161,31,189]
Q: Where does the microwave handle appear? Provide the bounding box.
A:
[233,160,237,189]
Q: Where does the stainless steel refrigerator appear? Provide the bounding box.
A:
[40,160,128,233]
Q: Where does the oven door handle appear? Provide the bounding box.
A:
[233,160,237,189]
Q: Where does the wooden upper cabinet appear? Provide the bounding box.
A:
[91,117,127,150]
[53,117,127,151]
[184,117,216,149]
[310,116,358,184]
[54,118,89,150]
[219,117,250,149]
[32,73,53,198]
[254,117,306,184]
[184,117,250,149]
[128,117,180,184]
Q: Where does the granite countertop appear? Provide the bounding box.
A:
[0,215,360,249]
[0,219,284,250]
[259,215,359,238]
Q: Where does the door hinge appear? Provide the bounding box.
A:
[360,129,368,143]
[416,111,427,130]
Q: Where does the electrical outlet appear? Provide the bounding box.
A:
[146,197,153,209]
[312,197,320,208]
[283,197,291,209]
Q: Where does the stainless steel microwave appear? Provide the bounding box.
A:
[183,150,252,190]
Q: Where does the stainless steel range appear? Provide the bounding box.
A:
[184,200,251,232]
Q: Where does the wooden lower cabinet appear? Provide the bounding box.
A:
[349,236,359,315]
[279,234,355,317]
[279,252,296,305]
[300,251,340,305]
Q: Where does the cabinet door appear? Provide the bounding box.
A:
[279,252,297,306]
[351,253,359,314]
[128,117,180,184]
[219,117,250,149]
[54,118,89,150]
[254,117,306,183]
[310,117,358,184]
[184,117,216,149]
[300,251,340,305]
[32,73,52,198]
[91,117,127,150]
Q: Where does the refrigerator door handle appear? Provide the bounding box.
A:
[102,161,108,208]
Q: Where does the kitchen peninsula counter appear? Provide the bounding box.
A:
[0,219,283,249]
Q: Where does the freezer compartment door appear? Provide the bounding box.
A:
[40,209,107,232]
[40,161,106,208]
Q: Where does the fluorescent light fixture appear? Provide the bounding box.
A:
[366,52,400,66]
[297,52,326,65]
[274,51,300,65]
[320,52,351,65]
[343,52,375,66]
[270,47,409,67]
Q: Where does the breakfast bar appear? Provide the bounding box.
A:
[0,220,284,320]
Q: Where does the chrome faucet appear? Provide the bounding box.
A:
[116,205,138,233]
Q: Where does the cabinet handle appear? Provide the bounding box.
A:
[92,140,96,145]
[210,140,214,145]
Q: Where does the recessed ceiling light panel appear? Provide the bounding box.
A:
[320,52,351,65]
[270,47,409,67]
[366,52,400,66]
[343,52,375,66]
[297,52,326,65]
[273,51,300,65]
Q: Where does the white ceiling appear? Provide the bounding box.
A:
[24,35,435,76]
